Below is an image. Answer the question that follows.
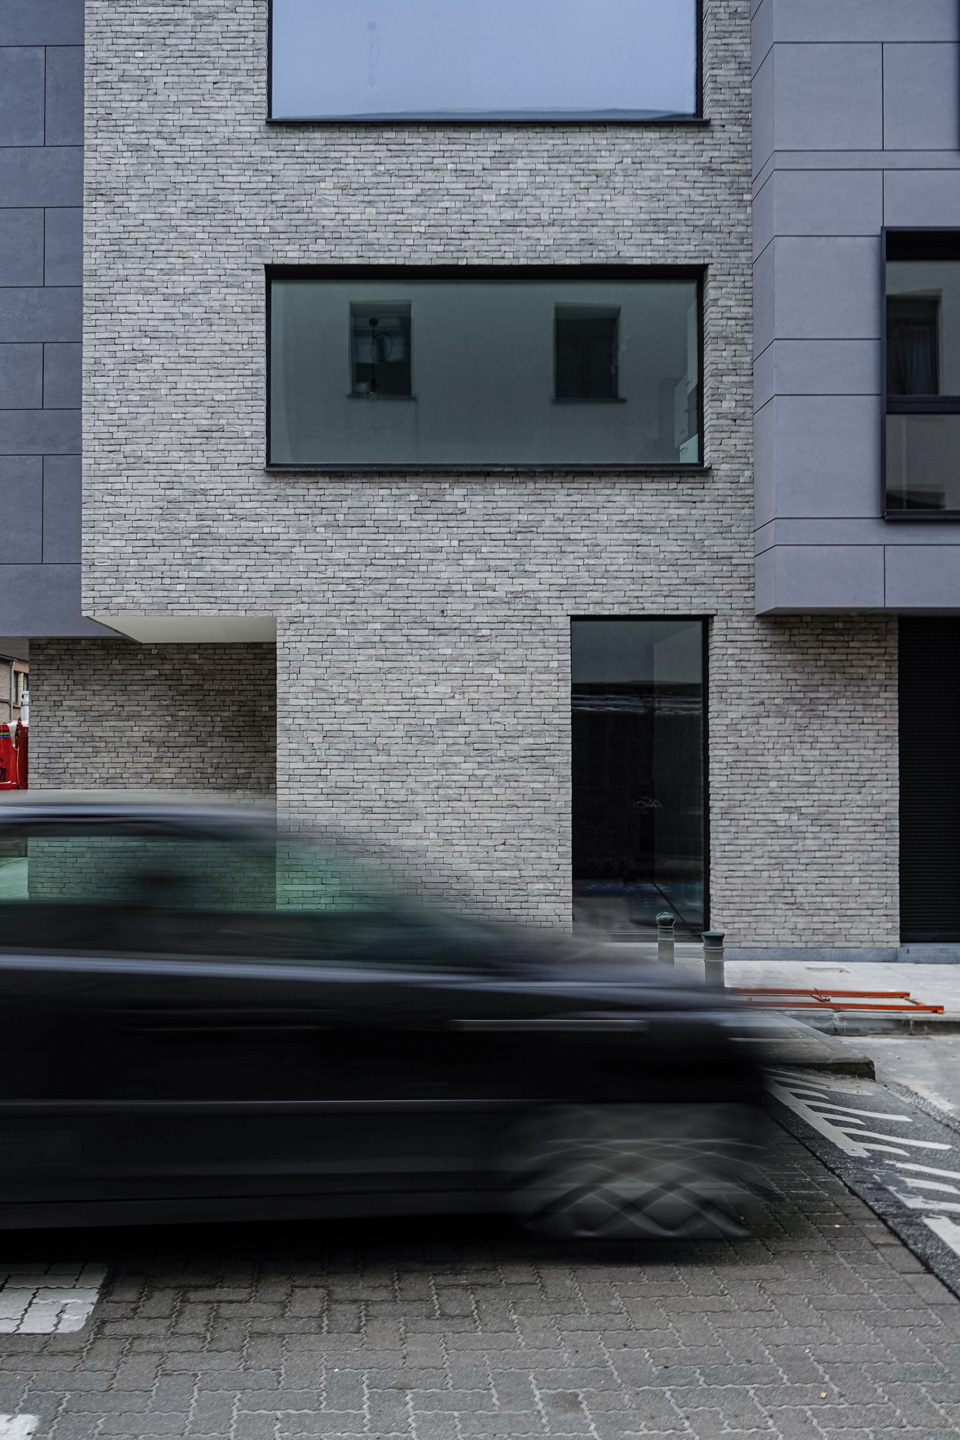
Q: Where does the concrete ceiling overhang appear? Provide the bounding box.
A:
[89,615,277,644]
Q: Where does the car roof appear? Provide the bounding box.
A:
[0,790,276,832]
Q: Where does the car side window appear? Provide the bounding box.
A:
[0,825,496,973]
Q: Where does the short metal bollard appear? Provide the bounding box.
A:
[702,930,725,989]
[656,911,676,966]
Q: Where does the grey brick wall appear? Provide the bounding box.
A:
[30,640,277,798]
[73,0,899,945]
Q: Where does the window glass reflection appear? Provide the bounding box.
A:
[887,260,960,396]
[571,619,705,939]
[270,274,701,467]
[271,0,698,121]
[886,414,960,512]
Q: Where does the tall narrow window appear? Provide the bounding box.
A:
[885,231,960,514]
[555,306,619,400]
[571,618,706,939]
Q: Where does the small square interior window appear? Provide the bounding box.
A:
[351,303,412,397]
[555,306,620,400]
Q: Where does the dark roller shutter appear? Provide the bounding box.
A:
[899,618,960,942]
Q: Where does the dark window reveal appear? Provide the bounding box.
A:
[885,231,960,514]
[269,0,699,122]
[555,307,619,400]
[571,618,706,939]
[269,269,702,469]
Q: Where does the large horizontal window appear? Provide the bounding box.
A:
[268,269,702,469]
[269,0,699,121]
[885,231,960,516]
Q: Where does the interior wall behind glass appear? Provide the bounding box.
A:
[270,276,700,467]
[887,260,960,395]
[571,619,705,938]
[271,0,698,120]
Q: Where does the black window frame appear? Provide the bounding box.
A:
[883,227,960,521]
[265,0,705,125]
[569,613,710,939]
[265,264,707,475]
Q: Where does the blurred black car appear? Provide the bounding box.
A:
[0,793,767,1239]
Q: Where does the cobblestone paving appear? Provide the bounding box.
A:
[0,1128,959,1439]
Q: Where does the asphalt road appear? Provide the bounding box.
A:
[0,1117,958,1439]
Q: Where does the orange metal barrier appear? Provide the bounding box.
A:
[731,987,945,1014]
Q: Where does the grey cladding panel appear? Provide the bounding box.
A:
[44,47,83,147]
[763,0,958,43]
[0,455,42,563]
[0,0,84,46]
[0,407,79,454]
[0,344,42,409]
[766,237,881,343]
[0,564,106,637]
[42,342,81,409]
[767,394,881,519]
[759,170,883,245]
[752,52,774,176]
[0,286,80,342]
[884,169,960,230]
[885,547,960,609]
[771,44,883,151]
[0,210,43,287]
[43,208,81,286]
[883,44,960,150]
[41,453,80,562]
[0,147,82,207]
[754,340,880,408]
[0,48,44,147]
[759,545,885,612]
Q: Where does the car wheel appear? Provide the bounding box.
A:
[501,1103,760,1241]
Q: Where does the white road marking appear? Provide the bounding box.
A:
[832,1129,950,1149]
[804,1105,913,1122]
[896,1161,960,1182]
[768,1081,873,1155]
[893,1195,960,1214]
[0,1417,38,1439]
[896,1176,960,1195]
[0,1266,105,1333]
[924,1214,960,1256]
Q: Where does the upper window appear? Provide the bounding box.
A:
[268,0,699,122]
[268,268,702,469]
[885,231,960,516]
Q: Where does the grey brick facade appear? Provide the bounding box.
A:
[30,639,276,797]
[52,0,900,946]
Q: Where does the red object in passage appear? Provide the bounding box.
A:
[14,721,27,789]
[731,987,945,1014]
[0,724,17,789]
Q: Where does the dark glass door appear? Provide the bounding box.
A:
[899,618,960,942]
[572,619,706,938]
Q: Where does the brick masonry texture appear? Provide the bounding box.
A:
[1,1129,959,1440]
[74,0,899,944]
[29,640,276,798]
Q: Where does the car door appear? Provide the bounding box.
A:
[0,820,549,1217]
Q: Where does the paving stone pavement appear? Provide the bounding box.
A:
[0,1126,958,1440]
